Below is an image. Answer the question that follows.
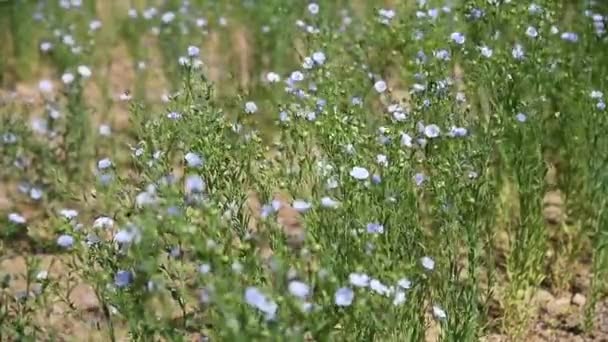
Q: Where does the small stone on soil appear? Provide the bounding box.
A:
[571,293,586,307]
[546,296,572,317]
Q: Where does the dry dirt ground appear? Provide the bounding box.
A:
[1,30,608,341]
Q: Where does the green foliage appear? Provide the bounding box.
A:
[1,0,608,341]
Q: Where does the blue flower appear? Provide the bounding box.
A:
[260,204,275,218]
[449,126,468,137]
[326,177,339,190]
[86,233,101,245]
[433,305,447,320]
[590,90,603,99]
[512,44,525,60]
[290,71,304,82]
[93,216,114,229]
[334,287,354,306]
[434,49,450,61]
[307,2,319,15]
[97,158,112,170]
[414,172,426,186]
[97,173,113,186]
[167,206,181,216]
[397,277,412,290]
[185,175,205,194]
[450,32,465,44]
[560,32,579,42]
[312,51,326,65]
[526,26,538,38]
[57,234,75,248]
[515,113,527,123]
[8,213,26,224]
[421,256,435,271]
[114,228,138,244]
[424,124,441,138]
[479,45,493,58]
[320,196,340,208]
[29,187,43,200]
[349,273,370,288]
[167,111,182,120]
[231,261,243,274]
[244,286,278,320]
[467,8,484,20]
[168,246,181,258]
[401,133,413,147]
[350,166,369,180]
[528,3,542,14]
[288,280,310,299]
[366,222,384,234]
[316,98,326,109]
[59,209,78,220]
[266,72,281,83]
[376,154,388,167]
[198,287,213,304]
[187,45,200,57]
[378,8,395,24]
[114,270,133,288]
[369,278,392,296]
[184,152,204,168]
[135,189,157,207]
[415,50,427,64]
[244,101,258,114]
[2,133,17,144]
[371,174,382,184]
[279,111,289,122]
[161,11,175,23]
[374,80,387,93]
[292,199,312,213]
[198,263,211,274]
[393,291,407,306]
